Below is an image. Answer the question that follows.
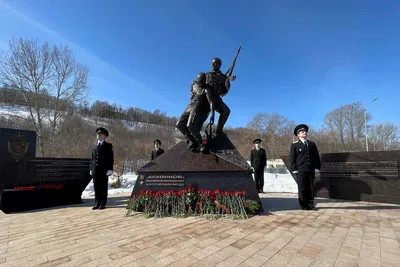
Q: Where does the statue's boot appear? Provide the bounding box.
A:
[187,136,199,150]
[188,140,200,150]
[187,125,204,152]
[215,114,229,137]
[176,123,198,147]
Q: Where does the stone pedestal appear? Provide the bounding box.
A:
[130,136,262,207]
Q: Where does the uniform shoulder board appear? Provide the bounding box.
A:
[293,140,299,144]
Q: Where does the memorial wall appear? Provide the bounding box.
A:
[0,127,92,213]
[281,150,400,204]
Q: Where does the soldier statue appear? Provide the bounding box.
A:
[177,47,241,151]
[176,72,215,151]
[205,57,235,137]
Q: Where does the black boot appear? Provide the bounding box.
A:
[215,114,229,137]
[188,140,200,150]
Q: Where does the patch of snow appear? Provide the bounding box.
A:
[82,172,137,198]
[261,173,298,193]
[246,160,297,193]
[0,105,68,126]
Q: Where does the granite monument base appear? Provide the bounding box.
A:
[130,136,262,210]
[0,187,82,214]
[281,150,400,205]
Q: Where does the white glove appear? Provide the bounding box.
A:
[106,170,113,176]
[315,169,320,173]
[292,171,298,174]
[90,170,92,176]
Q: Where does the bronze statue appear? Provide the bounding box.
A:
[177,47,241,153]
[176,72,215,151]
[205,47,241,137]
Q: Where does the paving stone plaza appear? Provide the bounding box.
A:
[1,192,399,267]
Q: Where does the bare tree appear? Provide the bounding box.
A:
[369,123,400,151]
[323,103,372,152]
[0,37,89,156]
[247,113,296,158]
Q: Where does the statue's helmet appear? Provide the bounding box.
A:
[212,58,222,70]
[197,72,206,84]
[212,58,222,64]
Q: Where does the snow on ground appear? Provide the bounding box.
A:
[0,105,31,118]
[82,172,137,198]
[261,173,298,193]
[82,171,297,198]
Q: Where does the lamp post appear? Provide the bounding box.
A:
[364,108,368,151]
[354,98,378,152]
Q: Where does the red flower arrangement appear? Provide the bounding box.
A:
[126,188,248,219]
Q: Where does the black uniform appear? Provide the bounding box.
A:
[151,148,164,160]
[176,74,214,147]
[90,140,114,208]
[290,139,321,210]
[250,148,267,192]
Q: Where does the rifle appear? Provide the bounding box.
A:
[222,46,241,97]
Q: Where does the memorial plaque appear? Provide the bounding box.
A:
[143,174,185,187]
[29,158,91,192]
[319,161,399,178]
[1,158,91,213]
[281,150,400,205]
[30,158,90,182]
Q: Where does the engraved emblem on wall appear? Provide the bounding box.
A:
[7,131,29,162]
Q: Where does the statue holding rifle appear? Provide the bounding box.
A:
[205,46,241,138]
[176,47,241,153]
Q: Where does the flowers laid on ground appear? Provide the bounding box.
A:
[126,188,261,219]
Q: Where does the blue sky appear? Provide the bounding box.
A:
[0,0,399,129]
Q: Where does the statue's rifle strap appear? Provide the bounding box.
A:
[205,122,213,140]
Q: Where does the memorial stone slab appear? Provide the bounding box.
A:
[281,150,400,204]
[0,128,36,194]
[0,127,91,213]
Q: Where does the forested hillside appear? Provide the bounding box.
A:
[1,38,399,177]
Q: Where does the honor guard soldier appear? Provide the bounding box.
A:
[290,124,321,210]
[89,127,114,210]
[151,139,164,160]
[250,138,267,193]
